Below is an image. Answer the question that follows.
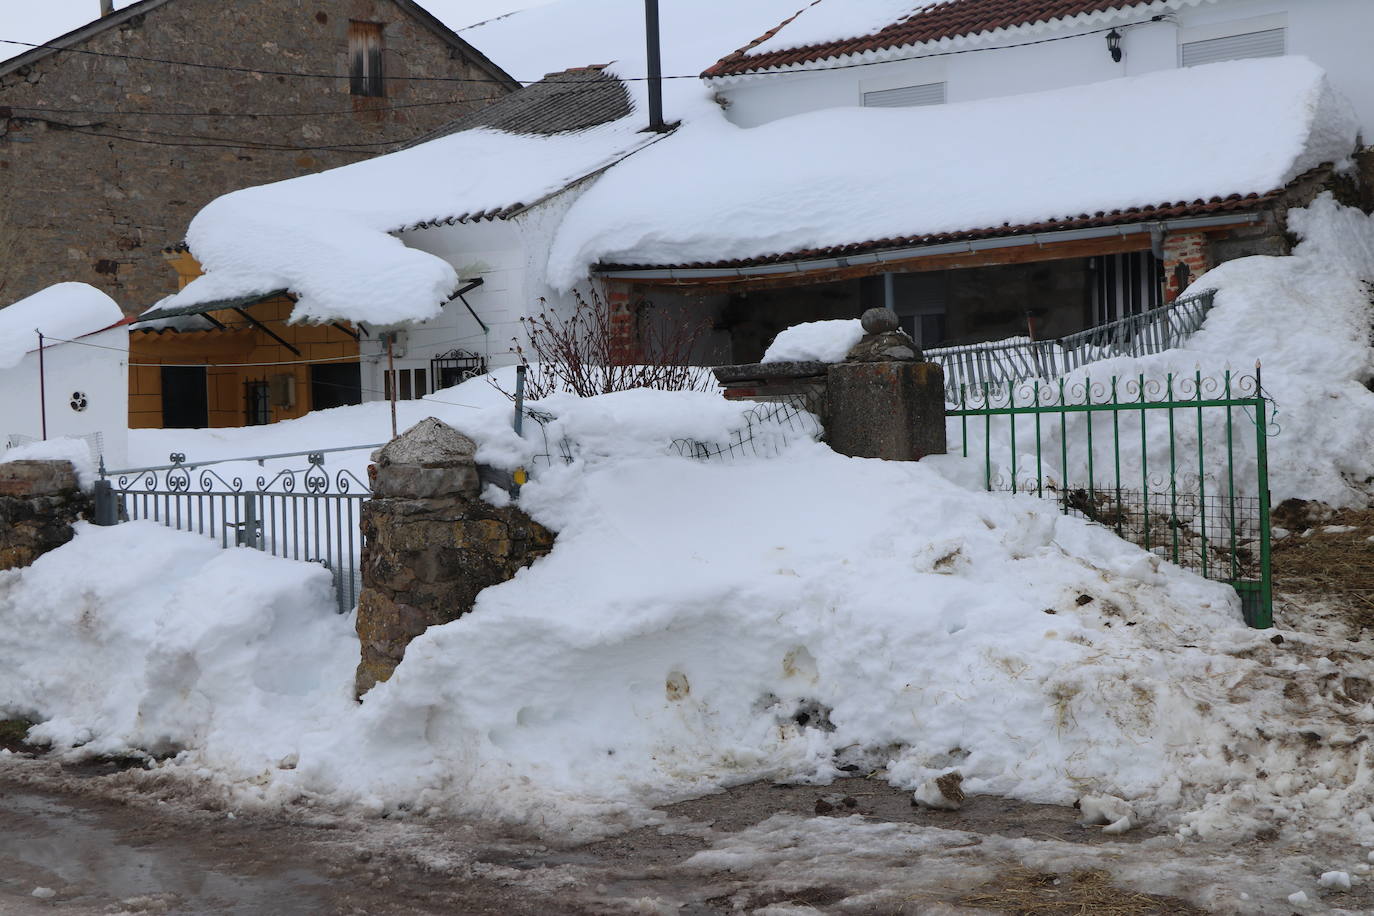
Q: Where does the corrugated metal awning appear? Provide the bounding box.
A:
[136,289,290,324]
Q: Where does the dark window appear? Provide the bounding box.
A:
[349,21,384,97]
[413,368,427,398]
[245,381,271,426]
[398,370,412,401]
[160,366,208,429]
[310,363,362,411]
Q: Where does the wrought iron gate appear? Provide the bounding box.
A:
[99,446,379,613]
[947,368,1274,627]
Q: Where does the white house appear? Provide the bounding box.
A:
[0,283,130,468]
[706,0,1374,136]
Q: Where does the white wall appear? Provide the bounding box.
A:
[0,326,129,468]
[720,0,1374,137]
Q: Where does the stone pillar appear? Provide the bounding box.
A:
[354,418,555,698]
[1162,230,1213,302]
[825,309,947,461]
[0,460,92,570]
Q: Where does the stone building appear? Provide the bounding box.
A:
[0,0,518,314]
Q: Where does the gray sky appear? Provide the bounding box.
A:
[0,1,555,60]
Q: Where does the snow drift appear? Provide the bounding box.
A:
[0,282,123,370]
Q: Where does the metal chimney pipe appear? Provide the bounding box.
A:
[100,0,115,15]
[644,0,666,131]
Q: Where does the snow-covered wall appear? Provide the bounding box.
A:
[0,326,129,469]
[718,0,1374,137]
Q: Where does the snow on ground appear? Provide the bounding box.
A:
[0,283,122,370]
[959,193,1374,508]
[761,319,863,364]
[548,57,1359,283]
[10,385,1374,863]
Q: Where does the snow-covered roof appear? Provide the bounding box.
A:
[705,0,1201,79]
[0,283,125,370]
[547,57,1360,285]
[155,69,660,328]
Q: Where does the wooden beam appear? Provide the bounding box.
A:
[616,233,1160,295]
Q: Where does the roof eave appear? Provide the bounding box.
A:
[0,0,176,79]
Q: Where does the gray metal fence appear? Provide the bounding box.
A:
[100,445,378,613]
[926,290,1216,401]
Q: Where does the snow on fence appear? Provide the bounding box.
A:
[100,446,377,613]
[927,290,1216,402]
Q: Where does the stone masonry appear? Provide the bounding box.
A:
[0,460,92,570]
[354,418,554,697]
[0,0,516,312]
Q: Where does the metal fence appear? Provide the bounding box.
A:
[100,446,378,613]
[927,290,1216,401]
[947,367,1274,628]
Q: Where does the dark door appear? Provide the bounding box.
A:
[160,367,208,429]
[310,363,363,411]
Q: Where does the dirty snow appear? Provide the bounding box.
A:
[7,385,1374,859]
[0,283,123,370]
[549,57,1359,284]
[761,319,863,364]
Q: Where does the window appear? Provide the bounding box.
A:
[863,82,946,109]
[1180,28,1285,67]
[349,21,384,97]
[160,366,208,429]
[245,381,271,426]
[383,368,430,401]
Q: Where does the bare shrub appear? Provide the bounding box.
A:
[497,287,716,401]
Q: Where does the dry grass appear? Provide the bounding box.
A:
[961,868,1207,915]
[1271,505,1374,634]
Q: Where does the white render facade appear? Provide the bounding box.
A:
[715,0,1374,137]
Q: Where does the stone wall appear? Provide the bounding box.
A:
[354,419,554,697]
[0,461,91,570]
[0,0,514,312]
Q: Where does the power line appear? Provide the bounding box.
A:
[0,18,1164,91]
[1,95,496,119]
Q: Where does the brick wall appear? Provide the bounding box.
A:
[1161,230,1212,303]
[0,0,513,314]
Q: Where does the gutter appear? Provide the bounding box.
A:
[597,213,1260,282]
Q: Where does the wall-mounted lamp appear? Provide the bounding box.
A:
[1107,29,1123,63]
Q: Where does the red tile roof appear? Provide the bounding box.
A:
[598,192,1275,273]
[704,0,1156,78]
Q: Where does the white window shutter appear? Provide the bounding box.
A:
[1181,28,1286,67]
[863,82,946,108]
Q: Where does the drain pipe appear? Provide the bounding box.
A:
[644,0,667,132]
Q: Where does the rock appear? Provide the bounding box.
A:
[0,460,80,497]
[841,796,858,809]
[844,329,921,363]
[814,798,835,815]
[373,417,476,469]
[860,307,900,335]
[1077,794,1134,834]
[913,771,964,810]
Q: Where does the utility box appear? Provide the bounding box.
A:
[268,373,296,409]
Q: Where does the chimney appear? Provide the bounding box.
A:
[100,0,115,15]
[643,0,667,132]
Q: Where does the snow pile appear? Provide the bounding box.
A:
[549,57,1359,283]
[164,121,659,326]
[0,283,122,369]
[0,437,98,488]
[0,523,356,761]
[7,388,1374,848]
[958,193,1374,507]
[761,319,863,364]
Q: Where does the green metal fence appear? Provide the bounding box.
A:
[948,367,1274,628]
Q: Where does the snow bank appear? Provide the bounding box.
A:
[549,57,1359,284]
[957,194,1374,507]
[761,319,863,364]
[7,387,1374,846]
[0,523,356,762]
[0,283,122,369]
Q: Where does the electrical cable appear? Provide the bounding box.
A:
[0,17,1165,91]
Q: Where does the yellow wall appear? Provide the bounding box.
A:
[129,252,361,429]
